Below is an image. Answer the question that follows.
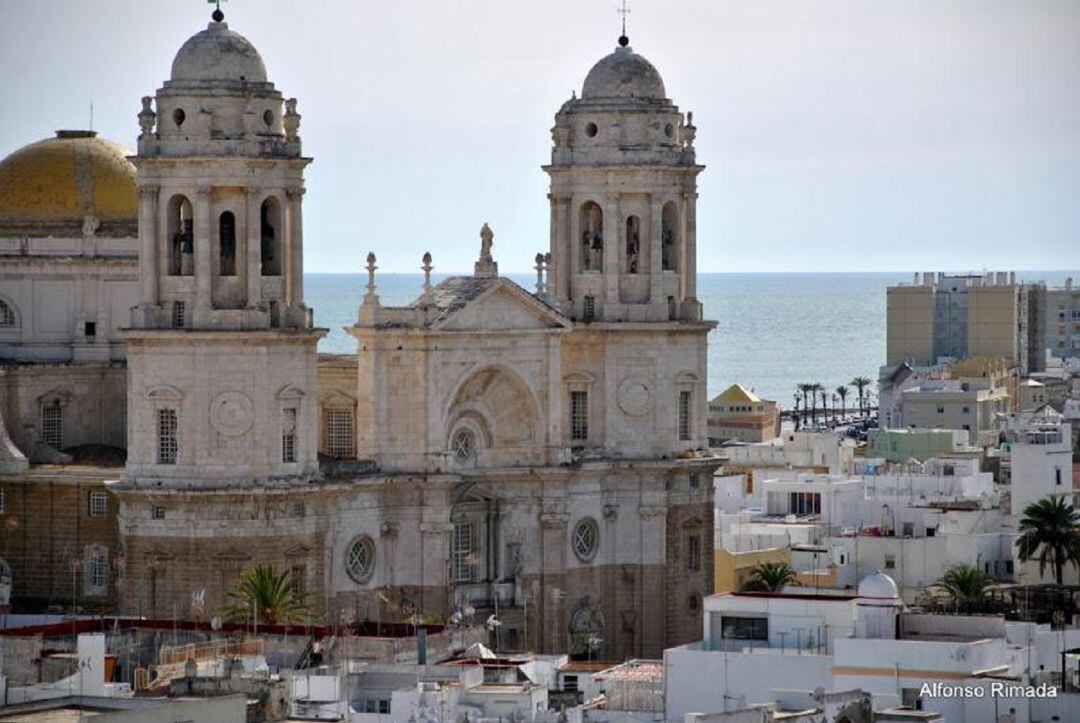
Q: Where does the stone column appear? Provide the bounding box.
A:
[556,196,571,301]
[684,192,698,300]
[603,194,620,307]
[137,185,159,306]
[194,184,212,313]
[287,187,305,307]
[649,197,663,305]
[568,196,581,302]
[246,187,262,309]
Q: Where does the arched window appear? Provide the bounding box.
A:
[167,195,194,276]
[218,211,236,276]
[0,299,17,327]
[625,215,641,274]
[579,202,603,272]
[661,202,678,271]
[260,197,281,276]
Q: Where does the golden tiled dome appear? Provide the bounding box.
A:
[0,131,136,237]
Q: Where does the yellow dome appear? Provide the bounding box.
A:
[0,130,136,237]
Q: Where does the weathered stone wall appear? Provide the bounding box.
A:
[0,471,120,612]
[0,362,127,454]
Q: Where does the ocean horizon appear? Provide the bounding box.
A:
[306,270,1079,405]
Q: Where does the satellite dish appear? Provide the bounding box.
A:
[486,614,502,630]
[210,616,222,631]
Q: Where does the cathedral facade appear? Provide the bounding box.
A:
[1,15,718,659]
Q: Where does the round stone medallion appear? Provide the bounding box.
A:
[617,376,654,417]
[210,391,254,436]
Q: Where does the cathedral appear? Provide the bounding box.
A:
[0,12,717,659]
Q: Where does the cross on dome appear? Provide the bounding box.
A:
[617,0,631,47]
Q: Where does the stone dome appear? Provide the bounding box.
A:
[0,131,136,228]
[170,21,268,85]
[857,571,900,600]
[582,45,666,100]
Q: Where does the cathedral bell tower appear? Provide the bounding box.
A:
[544,33,703,324]
[120,10,324,488]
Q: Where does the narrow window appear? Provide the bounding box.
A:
[324,408,355,458]
[452,522,475,583]
[281,407,297,463]
[290,564,306,597]
[90,552,108,589]
[84,321,96,338]
[687,534,701,572]
[679,390,692,441]
[0,488,6,514]
[583,295,596,322]
[625,215,641,274]
[570,391,589,441]
[88,490,108,518]
[260,198,281,276]
[0,300,16,327]
[219,211,236,276]
[42,401,63,450]
[172,301,186,329]
[157,408,178,465]
[884,554,895,570]
[1056,468,1062,486]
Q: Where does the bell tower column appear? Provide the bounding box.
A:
[246,186,262,309]
[603,194,620,307]
[287,186,305,308]
[684,191,698,301]
[194,184,212,314]
[649,197,662,303]
[138,185,159,307]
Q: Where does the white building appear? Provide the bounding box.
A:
[664,572,1080,722]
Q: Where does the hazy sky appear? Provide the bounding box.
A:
[1,1,1077,273]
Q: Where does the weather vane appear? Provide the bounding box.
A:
[617,1,630,46]
[208,0,226,23]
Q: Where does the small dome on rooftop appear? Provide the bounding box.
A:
[170,20,267,85]
[857,571,899,600]
[582,44,666,100]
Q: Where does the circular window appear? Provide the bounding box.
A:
[263,109,273,127]
[452,429,475,462]
[572,518,599,562]
[664,123,675,138]
[345,536,375,583]
[172,108,186,128]
[584,122,598,138]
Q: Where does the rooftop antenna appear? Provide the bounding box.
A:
[209,0,225,23]
[617,0,630,46]
[89,101,93,131]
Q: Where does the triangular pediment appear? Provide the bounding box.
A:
[435,280,570,332]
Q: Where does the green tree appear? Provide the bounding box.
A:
[850,376,871,417]
[223,564,310,624]
[1016,497,1080,585]
[835,385,849,419]
[939,564,991,612]
[797,383,814,428]
[742,562,801,592]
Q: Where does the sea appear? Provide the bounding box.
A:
[306,271,1078,406]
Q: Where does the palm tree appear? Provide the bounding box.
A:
[797,384,814,428]
[1016,497,1080,585]
[835,385,849,420]
[812,383,826,427]
[939,565,991,612]
[851,376,871,418]
[223,564,310,624]
[742,562,801,592]
[819,386,830,425]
